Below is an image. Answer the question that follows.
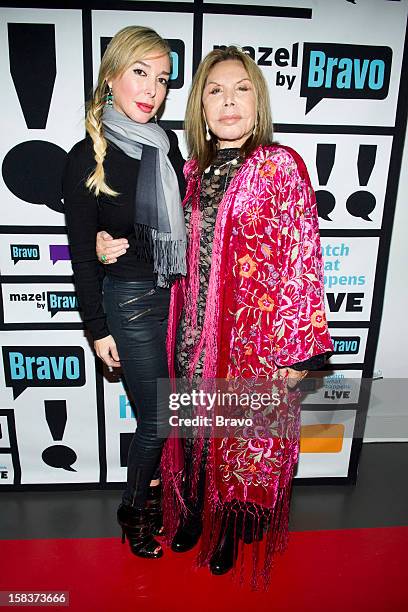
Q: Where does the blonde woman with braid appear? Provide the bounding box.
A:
[63,26,186,559]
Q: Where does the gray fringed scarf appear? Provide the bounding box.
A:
[102,106,186,287]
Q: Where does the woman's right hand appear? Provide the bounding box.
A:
[94,335,121,368]
[96,230,129,264]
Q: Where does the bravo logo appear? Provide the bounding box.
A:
[10,244,39,264]
[9,290,79,317]
[2,346,85,399]
[301,43,392,113]
[47,291,79,317]
[332,336,360,355]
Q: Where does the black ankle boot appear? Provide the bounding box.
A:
[117,503,163,559]
[171,511,202,553]
[145,484,164,536]
[209,513,239,575]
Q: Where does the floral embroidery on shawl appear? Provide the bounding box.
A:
[213,146,332,502]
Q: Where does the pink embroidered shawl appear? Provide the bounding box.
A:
[161,145,333,586]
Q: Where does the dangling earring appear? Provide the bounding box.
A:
[104,85,113,107]
[154,115,158,123]
[205,121,211,141]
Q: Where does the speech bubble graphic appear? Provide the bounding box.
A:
[47,291,79,317]
[2,346,85,399]
[10,244,40,264]
[2,141,67,212]
[49,244,71,265]
[316,190,335,221]
[42,445,77,471]
[301,43,392,114]
[41,399,77,470]
[346,190,376,221]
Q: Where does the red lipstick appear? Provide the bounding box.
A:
[136,102,154,113]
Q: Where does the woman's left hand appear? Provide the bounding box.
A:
[277,368,307,389]
[96,230,129,264]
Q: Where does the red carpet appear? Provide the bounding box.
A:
[1,527,407,612]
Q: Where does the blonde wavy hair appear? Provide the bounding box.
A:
[185,46,273,173]
[85,25,170,196]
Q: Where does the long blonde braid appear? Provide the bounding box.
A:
[85,82,118,197]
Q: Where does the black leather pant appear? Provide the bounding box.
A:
[103,276,171,508]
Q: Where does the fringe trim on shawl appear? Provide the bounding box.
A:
[181,191,201,334]
[160,173,202,544]
[160,438,187,545]
[133,223,186,288]
[161,282,188,544]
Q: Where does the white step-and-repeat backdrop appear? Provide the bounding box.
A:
[1,0,407,488]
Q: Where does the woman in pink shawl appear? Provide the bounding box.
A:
[97,46,333,587]
[162,46,332,588]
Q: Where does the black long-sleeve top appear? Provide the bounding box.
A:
[63,131,185,341]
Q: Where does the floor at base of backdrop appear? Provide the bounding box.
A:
[1,443,408,612]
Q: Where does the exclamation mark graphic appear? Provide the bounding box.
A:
[346,145,377,221]
[315,144,336,221]
[42,400,77,472]
[8,23,56,129]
